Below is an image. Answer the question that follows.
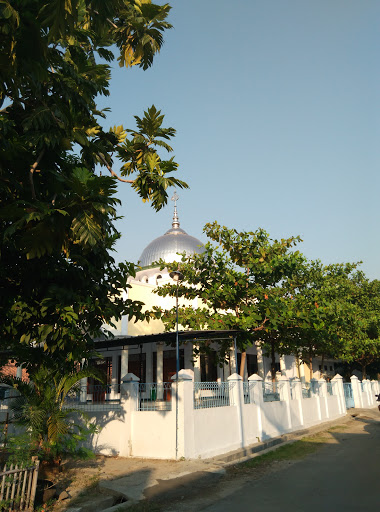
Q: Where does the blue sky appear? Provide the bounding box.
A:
[98,1,379,279]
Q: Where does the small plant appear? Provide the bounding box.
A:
[1,366,100,464]
[35,498,56,512]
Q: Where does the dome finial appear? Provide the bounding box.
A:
[171,190,180,228]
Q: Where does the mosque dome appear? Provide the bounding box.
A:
[138,193,204,268]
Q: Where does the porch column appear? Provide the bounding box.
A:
[223,356,231,380]
[120,347,129,381]
[184,343,193,369]
[80,377,87,403]
[230,348,237,376]
[156,342,164,399]
[280,355,286,376]
[111,353,119,399]
[193,344,201,382]
[256,343,264,379]
[299,361,306,384]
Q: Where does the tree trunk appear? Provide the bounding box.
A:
[308,352,313,380]
[239,351,246,379]
[296,354,301,379]
[362,363,367,380]
[320,353,325,379]
[270,339,276,383]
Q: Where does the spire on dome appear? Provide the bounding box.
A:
[171,190,180,228]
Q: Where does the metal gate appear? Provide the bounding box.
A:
[344,382,354,409]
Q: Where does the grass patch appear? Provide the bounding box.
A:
[328,425,348,432]
[233,434,327,472]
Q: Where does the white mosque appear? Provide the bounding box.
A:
[94,194,334,391]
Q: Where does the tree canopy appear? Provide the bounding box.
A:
[0,0,188,369]
[153,222,380,380]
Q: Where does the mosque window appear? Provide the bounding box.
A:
[156,275,162,284]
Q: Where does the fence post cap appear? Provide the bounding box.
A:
[248,374,263,381]
[228,373,243,381]
[332,373,343,381]
[122,373,140,382]
[171,370,193,381]
[350,375,359,381]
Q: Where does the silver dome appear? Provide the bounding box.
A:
[138,195,204,268]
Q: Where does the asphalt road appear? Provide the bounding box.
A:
[166,409,380,512]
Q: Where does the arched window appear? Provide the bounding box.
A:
[156,274,162,285]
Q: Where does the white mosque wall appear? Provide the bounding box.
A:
[127,277,200,337]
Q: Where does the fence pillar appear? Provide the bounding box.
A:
[350,375,362,408]
[228,373,245,449]
[248,374,263,442]
[332,374,345,414]
[291,377,304,427]
[173,370,194,459]
[278,376,292,431]
[119,373,140,456]
[364,379,373,406]
[318,379,329,420]
[371,380,379,401]
[310,378,322,421]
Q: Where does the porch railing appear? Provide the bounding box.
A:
[193,382,235,409]
[243,382,251,404]
[262,381,280,402]
[0,458,39,511]
[138,383,172,411]
[64,384,121,411]
[302,383,311,399]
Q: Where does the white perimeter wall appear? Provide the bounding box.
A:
[131,410,176,459]
[48,376,379,460]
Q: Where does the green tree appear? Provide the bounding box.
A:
[0,0,188,369]
[154,222,305,381]
[338,275,380,379]
[283,260,362,379]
